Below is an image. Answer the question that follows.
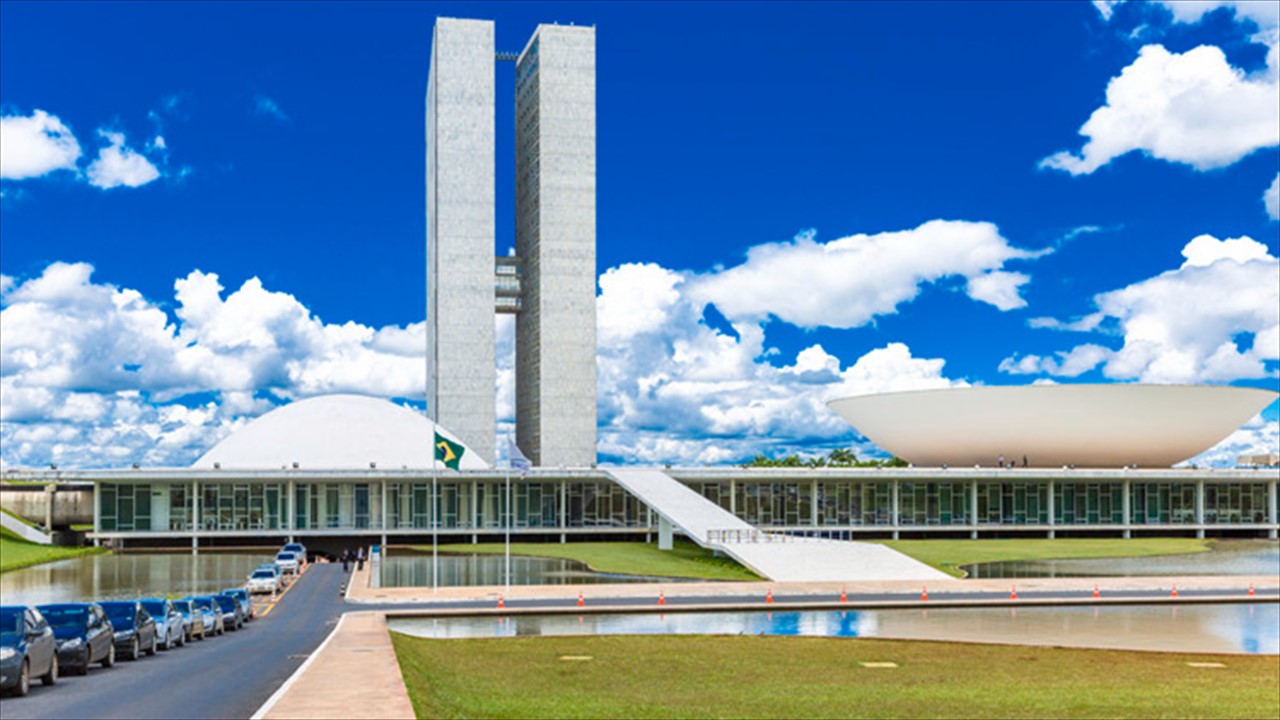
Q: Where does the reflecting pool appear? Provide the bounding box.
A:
[965,541,1280,579]
[379,552,689,587]
[389,603,1279,654]
[0,553,273,606]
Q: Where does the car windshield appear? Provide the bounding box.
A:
[191,598,213,610]
[41,607,87,628]
[140,601,167,616]
[100,603,135,627]
[284,544,303,552]
[0,608,21,638]
[251,570,275,579]
[276,553,294,561]
[214,596,235,611]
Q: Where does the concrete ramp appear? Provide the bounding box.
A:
[1,510,52,545]
[605,468,754,548]
[605,468,947,583]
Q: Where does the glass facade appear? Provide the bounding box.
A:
[95,477,1275,534]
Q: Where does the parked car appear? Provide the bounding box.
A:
[187,597,225,636]
[212,595,244,631]
[98,601,157,661]
[245,569,280,595]
[256,562,283,578]
[282,542,308,564]
[140,599,186,650]
[274,551,300,575]
[221,588,254,621]
[36,603,114,675]
[0,606,58,696]
[174,599,207,641]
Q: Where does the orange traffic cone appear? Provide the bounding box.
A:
[497,595,504,609]
[1171,584,1179,598]
[766,588,774,604]
[1010,586,1018,600]
[840,587,847,603]
[658,591,666,606]
[577,591,585,607]
[921,587,928,602]
[1092,585,1100,600]
[1248,583,1255,597]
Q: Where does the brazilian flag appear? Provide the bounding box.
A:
[435,432,465,470]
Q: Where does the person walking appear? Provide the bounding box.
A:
[341,548,351,573]
[356,547,365,571]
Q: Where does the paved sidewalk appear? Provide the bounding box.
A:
[260,610,414,720]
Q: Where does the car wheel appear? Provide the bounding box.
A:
[42,655,58,686]
[146,635,157,656]
[128,637,139,661]
[15,658,30,697]
[102,642,116,668]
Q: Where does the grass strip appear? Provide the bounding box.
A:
[391,632,1279,719]
[0,525,105,573]
[880,538,1212,577]
[409,540,760,581]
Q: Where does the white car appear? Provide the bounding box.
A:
[274,551,300,575]
[245,568,280,594]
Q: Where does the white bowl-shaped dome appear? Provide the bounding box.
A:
[193,394,488,470]
[827,384,1277,468]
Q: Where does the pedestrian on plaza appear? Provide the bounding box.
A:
[356,547,365,571]
[342,548,351,572]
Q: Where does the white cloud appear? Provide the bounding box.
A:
[86,130,161,189]
[1183,412,1280,467]
[1265,173,1280,220]
[689,221,1044,329]
[999,344,1113,378]
[0,263,429,468]
[1007,234,1279,383]
[0,109,82,180]
[595,262,966,465]
[1041,44,1279,175]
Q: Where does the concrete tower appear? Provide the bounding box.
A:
[426,18,597,468]
[514,24,598,467]
[425,18,496,464]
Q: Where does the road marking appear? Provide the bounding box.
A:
[859,662,899,668]
[258,566,308,617]
[251,612,350,720]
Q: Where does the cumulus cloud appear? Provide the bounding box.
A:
[1184,412,1280,467]
[1004,234,1279,383]
[1041,44,1279,175]
[689,221,1044,329]
[86,130,162,189]
[1,263,428,468]
[0,110,82,180]
[593,262,966,465]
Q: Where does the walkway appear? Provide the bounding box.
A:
[604,468,947,582]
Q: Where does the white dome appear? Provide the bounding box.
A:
[828,384,1277,468]
[192,394,488,470]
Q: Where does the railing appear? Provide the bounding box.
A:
[706,528,799,544]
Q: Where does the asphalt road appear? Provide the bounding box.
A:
[0,564,347,720]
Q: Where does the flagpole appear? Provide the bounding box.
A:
[505,467,511,593]
[432,469,438,593]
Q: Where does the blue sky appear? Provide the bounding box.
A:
[1,0,1277,469]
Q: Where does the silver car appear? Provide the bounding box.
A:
[139,599,185,650]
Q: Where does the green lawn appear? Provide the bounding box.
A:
[391,633,1279,719]
[0,526,105,573]
[412,541,760,581]
[880,538,1212,578]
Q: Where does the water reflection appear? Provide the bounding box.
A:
[0,553,272,606]
[389,603,1279,654]
[379,553,687,587]
[965,542,1279,579]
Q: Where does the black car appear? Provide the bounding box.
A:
[98,601,158,661]
[0,606,58,696]
[36,603,115,675]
